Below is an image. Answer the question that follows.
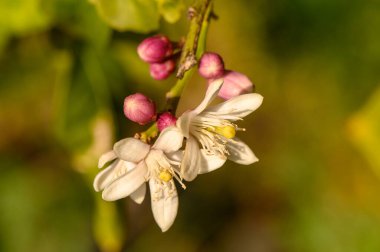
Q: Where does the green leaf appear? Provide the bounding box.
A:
[0,0,51,55]
[156,0,184,24]
[48,0,111,51]
[54,49,113,152]
[0,160,94,252]
[0,0,51,35]
[89,0,160,33]
[93,197,124,252]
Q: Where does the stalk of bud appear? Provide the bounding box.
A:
[137,35,173,63]
[157,112,177,132]
[123,93,156,125]
[198,52,225,79]
[209,70,254,100]
[150,59,176,80]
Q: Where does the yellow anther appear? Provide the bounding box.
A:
[213,125,236,139]
[159,170,172,182]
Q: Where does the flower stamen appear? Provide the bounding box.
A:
[190,115,241,158]
[210,125,236,139]
[159,170,172,182]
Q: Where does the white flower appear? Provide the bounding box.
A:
[177,79,263,181]
[93,126,184,232]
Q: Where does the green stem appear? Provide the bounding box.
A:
[138,0,214,142]
[137,122,158,143]
[165,0,213,110]
[196,2,212,58]
[176,0,213,79]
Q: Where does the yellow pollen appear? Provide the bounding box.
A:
[159,170,172,182]
[213,125,236,139]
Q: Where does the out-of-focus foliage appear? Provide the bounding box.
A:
[90,0,160,32]
[156,0,185,24]
[0,0,50,52]
[348,86,380,178]
[89,0,184,32]
[1,0,380,251]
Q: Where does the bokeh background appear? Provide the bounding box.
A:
[1,0,380,251]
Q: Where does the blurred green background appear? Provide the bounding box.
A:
[1,0,380,251]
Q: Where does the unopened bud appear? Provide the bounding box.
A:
[123,93,156,125]
[198,52,225,79]
[209,71,254,100]
[137,35,173,63]
[150,59,176,80]
[157,112,177,131]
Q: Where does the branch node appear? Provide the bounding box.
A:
[176,54,197,78]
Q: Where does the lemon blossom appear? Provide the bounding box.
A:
[93,126,184,232]
[176,79,263,181]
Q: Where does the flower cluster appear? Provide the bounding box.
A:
[94,35,263,232]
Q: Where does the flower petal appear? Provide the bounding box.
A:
[98,150,117,168]
[204,93,263,120]
[199,150,227,174]
[152,126,183,153]
[193,78,224,114]
[94,160,138,192]
[113,138,150,163]
[94,159,121,192]
[180,136,201,181]
[149,179,178,232]
[130,183,146,204]
[124,160,138,172]
[177,79,223,138]
[176,111,196,138]
[102,161,148,201]
[227,138,259,165]
[166,150,183,163]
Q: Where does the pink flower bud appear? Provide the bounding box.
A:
[123,93,156,125]
[149,59,176,80]
[137,35,173,63]
[209,70,254,100]
[157,112,177,132]
[198,52,225,79]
